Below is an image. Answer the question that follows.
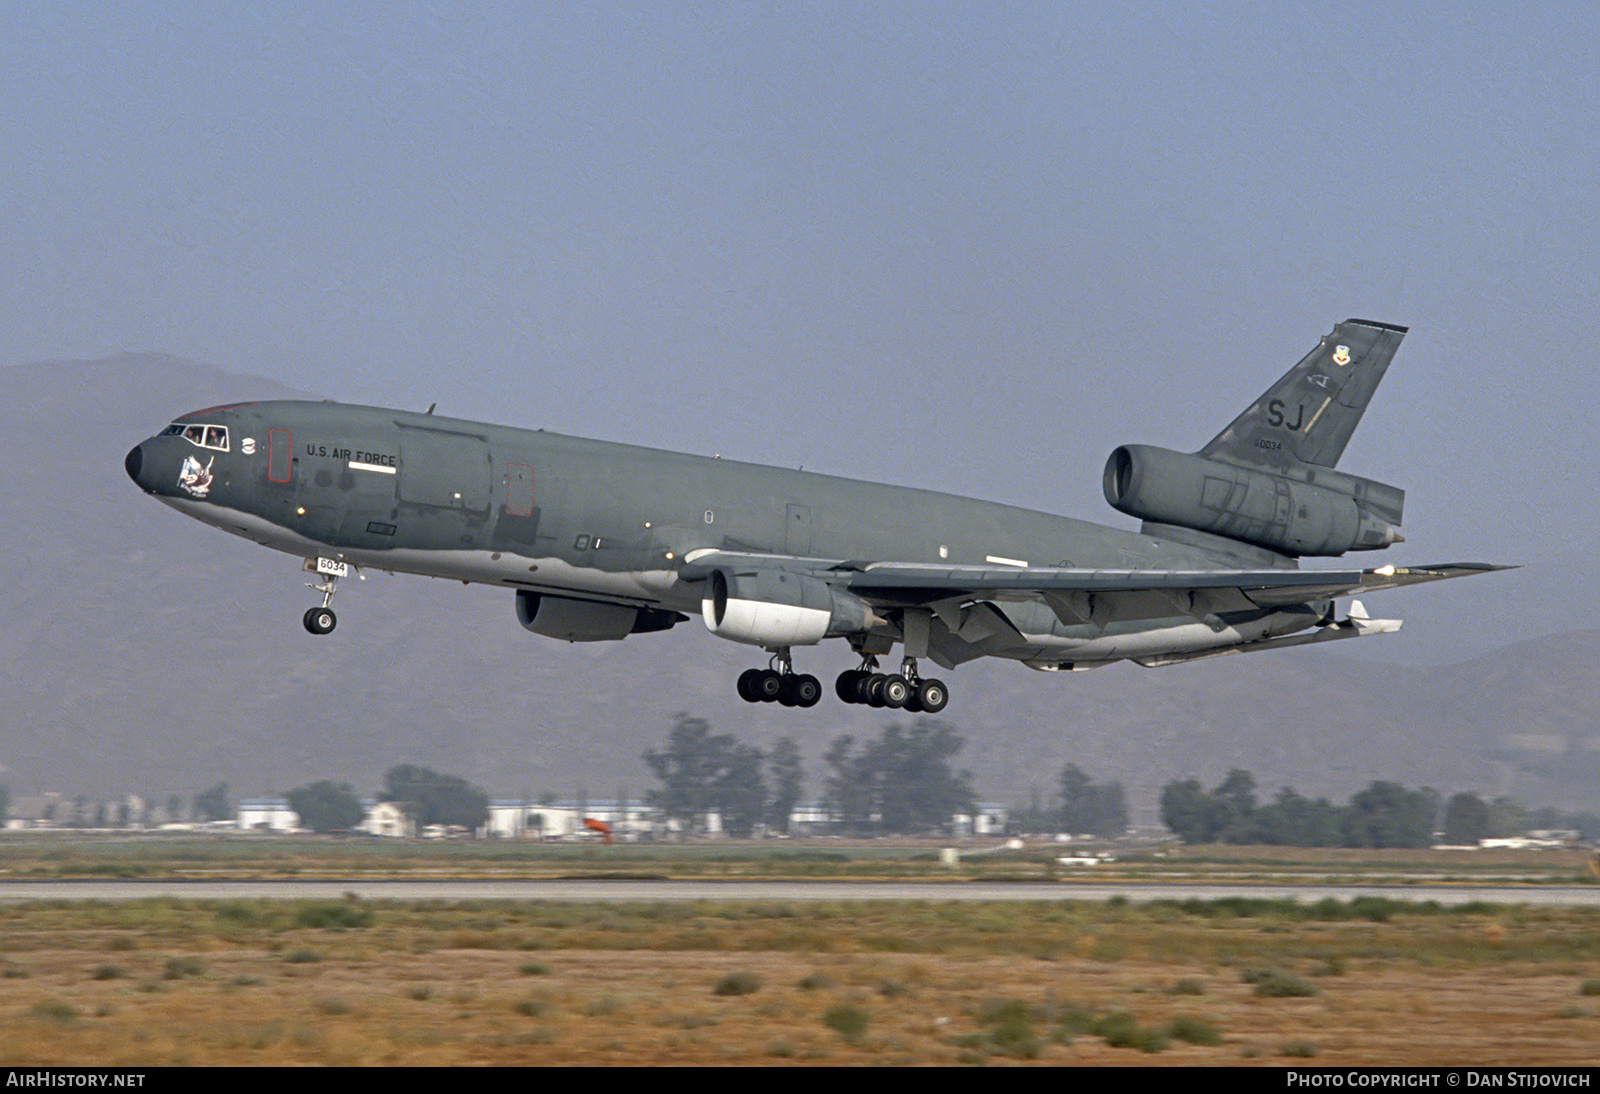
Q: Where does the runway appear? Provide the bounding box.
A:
[3,878,1598,905]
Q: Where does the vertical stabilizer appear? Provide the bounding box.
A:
[1202,319,1407,470]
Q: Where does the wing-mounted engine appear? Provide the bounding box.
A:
[1103,444,1404,557]
[516,591,684,642]
[702,567,881,647]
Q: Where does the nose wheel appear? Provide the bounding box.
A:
[303,605,337,635]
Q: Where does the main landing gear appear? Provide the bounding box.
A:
[736,651,951,712]
[835,657,949,713]
[736,651,822,708]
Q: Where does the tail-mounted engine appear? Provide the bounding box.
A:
[1103,444,1404,557]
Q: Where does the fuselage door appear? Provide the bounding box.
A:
[506,463,534,516]
[268,429,293,484]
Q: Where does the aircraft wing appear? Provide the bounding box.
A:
[681,550,1508,613]
[838,560,1508,608]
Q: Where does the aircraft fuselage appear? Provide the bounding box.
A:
[124,319,1501,710]
[126,399,1311,664]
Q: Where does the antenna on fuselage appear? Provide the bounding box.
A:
[426,403,436,415]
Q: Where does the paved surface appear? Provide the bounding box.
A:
[3,878,1597,905]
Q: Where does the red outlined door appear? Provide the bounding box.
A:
[505,463,534,516]
[268,429,292,483]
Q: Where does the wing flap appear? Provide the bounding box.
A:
[1132,613,1404,667]
[845,560,1509,606]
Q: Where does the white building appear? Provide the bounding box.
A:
[488,802,580,839]
[237,798,299,832]
[360,800,414,838]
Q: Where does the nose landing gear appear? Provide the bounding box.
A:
[302,557,356,635]
[304,574,338,634]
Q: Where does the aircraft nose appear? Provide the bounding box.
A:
[125,444,146,490]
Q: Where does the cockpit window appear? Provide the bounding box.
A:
[167,422,230,452]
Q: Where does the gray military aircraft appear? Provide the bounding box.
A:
[125,318,1502,712]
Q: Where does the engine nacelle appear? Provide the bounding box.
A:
[702,568,879,647]
[1103,444,1404,557]
[516,591,681,642]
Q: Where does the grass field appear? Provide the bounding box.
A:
[2,875,1599,1063]
[1,835,1596,1066]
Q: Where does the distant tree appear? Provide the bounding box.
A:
[1443,792,1491,845]
[1342,781,1437,848]
[288,781,367,833]
[644,714,740,834]
[381,765,489,830]
[823,720,975,835]
[1060,765,1092,832]
[0,783,9,826]
[194,783,230,823]
[1059,764,1129,838]
[166,794,184,824]
[1160,779,1212,843]
[766,737,805,834]
[1161,770,1265,844]
[1253,788,1341,847]
[714,742,767,838]
[1212,769,1258,843]
[875,721,975,834]
[823,734,872,834]
[643,714,776,837]
[1009,784,1056,835]
[1486,796,1530,839]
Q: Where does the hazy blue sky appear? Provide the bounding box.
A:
[4,2,1594,663]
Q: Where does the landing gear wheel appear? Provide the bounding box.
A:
[783,674,821,708]
[303,606,337,635]
[835,669,866,703]
[879,674,911,709]
[737,668,765,703]
[754,668,784,703]
[914,678,949,714]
